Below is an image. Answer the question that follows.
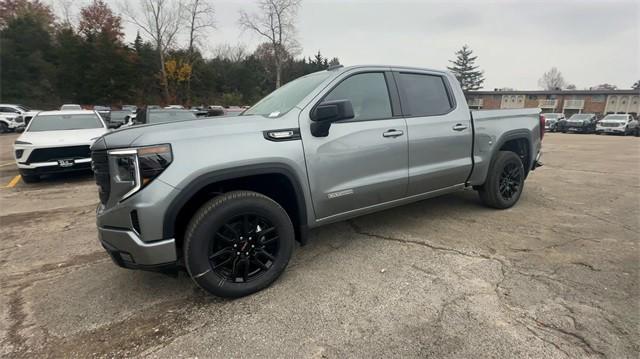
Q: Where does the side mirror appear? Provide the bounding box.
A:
[310,99,354,137]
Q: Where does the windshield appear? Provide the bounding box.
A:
[147,110,196,124]
[28,114,104,132]
[542,114,561,119]
[603,115,627,121]
[17,104,31,111]
[569,114,592,120]
[243,71,332,117]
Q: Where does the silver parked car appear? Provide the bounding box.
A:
[541,113,564,132]
[596,114,639,136]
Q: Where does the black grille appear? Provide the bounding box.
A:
[27,145,91,163]
[91,150,110,205]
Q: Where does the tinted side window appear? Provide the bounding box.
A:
[398,73,453,117]
[324,72,392,121]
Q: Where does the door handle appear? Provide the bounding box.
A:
[452,123,468,131]
[383,129,404,138]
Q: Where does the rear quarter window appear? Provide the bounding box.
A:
[397,73,453,117]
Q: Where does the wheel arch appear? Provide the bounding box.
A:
[493,130,534,174]
[163,163,309,252]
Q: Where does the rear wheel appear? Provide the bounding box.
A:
[478,151,525,209]
[184,190,294,298]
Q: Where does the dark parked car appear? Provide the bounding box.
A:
[541,113,564,132]
[558,113,597,133]
[130,108,197,126]
[107,110,135,128]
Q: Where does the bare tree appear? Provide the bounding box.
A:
[182,0,215,105]
[239,0,302,88]
[590,83,617,90]
[182,0,215,56]
[213,43,248,62]
[538,67,566,90]
[56,0,77,26]
[121,0,182,103]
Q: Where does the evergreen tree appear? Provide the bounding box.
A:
[447,45,485,91]
[0,9,56,106]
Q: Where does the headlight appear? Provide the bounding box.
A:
[108,144,172,201]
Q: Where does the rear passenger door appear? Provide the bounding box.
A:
[393,70,473,195]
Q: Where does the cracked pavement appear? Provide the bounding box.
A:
[0,133,638,358]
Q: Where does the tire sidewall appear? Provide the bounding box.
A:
[185,192,294,298]
[489,152,525,208]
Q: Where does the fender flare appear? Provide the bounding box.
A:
[162,163,309,244]
[492,129,535,171]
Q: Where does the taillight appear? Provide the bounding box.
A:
[539,114,545,140]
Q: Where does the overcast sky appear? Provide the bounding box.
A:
[49,0,639,90]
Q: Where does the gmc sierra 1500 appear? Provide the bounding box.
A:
[91,65,543,297]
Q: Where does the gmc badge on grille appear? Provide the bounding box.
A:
[58,159,74,167]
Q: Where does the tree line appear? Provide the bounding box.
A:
[0,0,340,108]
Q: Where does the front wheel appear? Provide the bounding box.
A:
[0,122,8,133]
[184,190,294,298]
[478,151,525,209]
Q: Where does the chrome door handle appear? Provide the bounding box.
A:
[452,123,468,131]
[383,129,404,138]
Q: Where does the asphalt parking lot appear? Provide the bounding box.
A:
[0,132,638,358]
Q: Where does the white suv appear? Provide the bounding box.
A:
[596,114,639,136]
[13,110,109,182]
[0,104,40,132]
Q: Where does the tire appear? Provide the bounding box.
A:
[184,190,294,298]
[0,122,8,134]
[21,174,40,183]
[478,151,525,209]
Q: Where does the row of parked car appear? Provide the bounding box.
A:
[0,103,247,133]
[10,104,247,182]
[543,113,639,136]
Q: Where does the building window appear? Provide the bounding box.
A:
[527,95,536,100]
[591,95,605,102]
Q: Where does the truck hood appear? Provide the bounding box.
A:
[18,128,108,146]
[93,115,281,150]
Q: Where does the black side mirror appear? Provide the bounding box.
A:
[310,99,354,137]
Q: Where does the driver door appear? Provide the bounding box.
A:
[300,71,409,220]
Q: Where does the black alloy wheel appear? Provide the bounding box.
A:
[498,162,522,201]
[209,213,279,283]
[184,190,294,298]
[477,151,525,209]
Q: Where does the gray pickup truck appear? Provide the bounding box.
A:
[91,65,543,297]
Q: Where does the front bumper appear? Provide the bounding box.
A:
[596,127,625,134]
[565,126,591,133]
[98,226,177,269]
[17,158,92,175]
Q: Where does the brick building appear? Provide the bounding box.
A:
[466,89,640,118]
